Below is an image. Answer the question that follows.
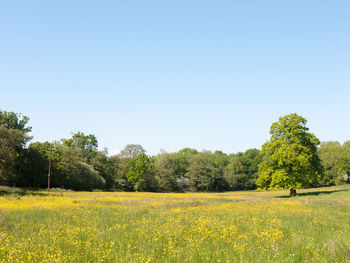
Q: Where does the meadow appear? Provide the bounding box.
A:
[0,186,350,263]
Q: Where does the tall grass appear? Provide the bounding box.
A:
[0,185,350,262]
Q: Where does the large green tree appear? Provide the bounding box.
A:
[70,132,98,163]
[257,113,323,196]
[124,153,158,192]
[0,110,32,185]
[0,110,32,133]
[0,127,26,185]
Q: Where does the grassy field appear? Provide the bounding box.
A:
[0,186,350,262]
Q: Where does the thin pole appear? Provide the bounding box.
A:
[48,148,52,194]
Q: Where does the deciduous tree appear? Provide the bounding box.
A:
[257,113,323,196]
[120,144,146,159]
[124,153,158,191]
[71,132,98,163]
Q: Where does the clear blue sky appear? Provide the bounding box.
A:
[1,1,350,155]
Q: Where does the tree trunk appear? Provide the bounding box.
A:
[289,188,297,197]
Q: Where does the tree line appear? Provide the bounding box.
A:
[0,109,349,192]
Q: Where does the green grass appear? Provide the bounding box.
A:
[0,185,350,262]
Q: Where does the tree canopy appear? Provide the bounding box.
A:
[257,113,323,196]
[0,110,32,133]
[120,144,146,159]
[1,109,349,193]
[318,141,350,185]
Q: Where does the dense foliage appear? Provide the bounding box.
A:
[318,141,350,185]
[257,114,324,196]
[0,109,349,191]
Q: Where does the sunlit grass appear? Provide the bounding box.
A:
[1,185,350,262]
